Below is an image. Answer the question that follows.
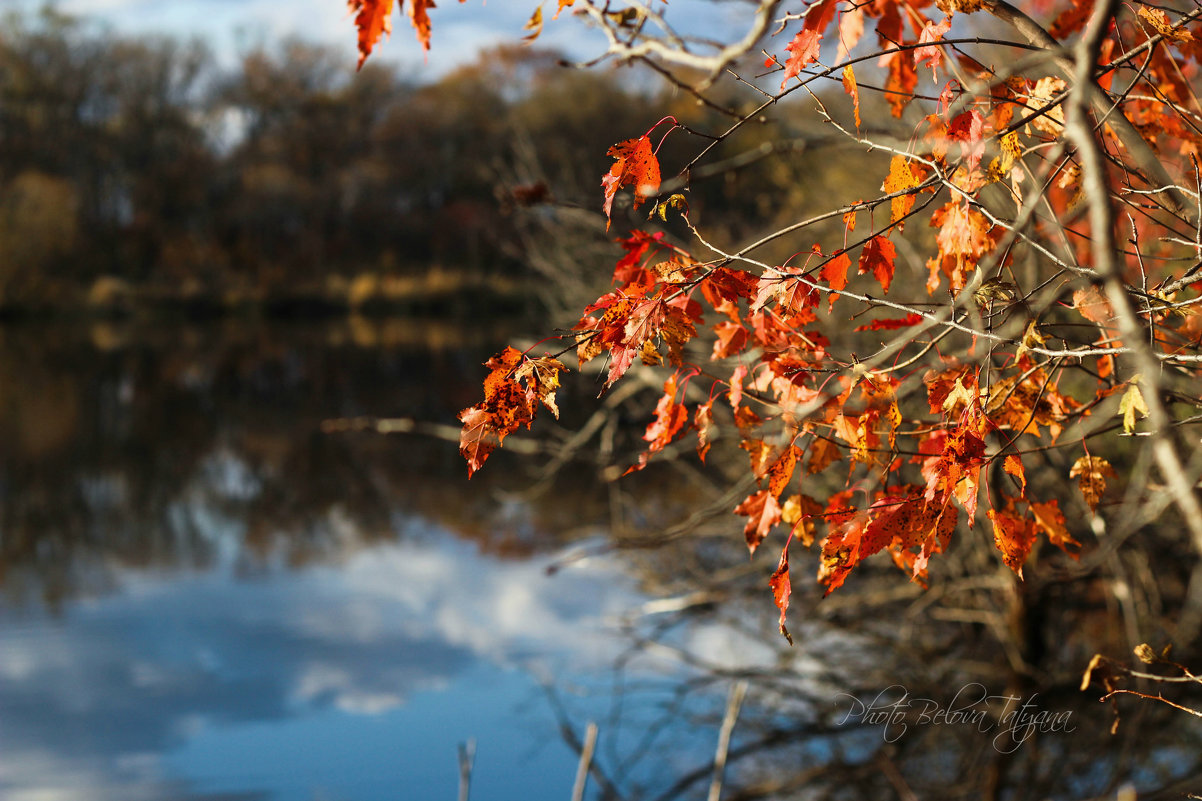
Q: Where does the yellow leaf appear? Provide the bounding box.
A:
[1118,380,1148,434]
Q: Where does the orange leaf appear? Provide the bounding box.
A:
[406,0,436,50]
[1003,454,1027,495]
[884,52,917,118]
[712,320,748,360]
[769,533,795,645]
[1031,498,1080,556]
[734,489,782,554]
[349,0,395,68]
[988,505,1036,577]
[602,134,661,230]
[768,445,801,498]
[1069,455,1116,513]
[820,251,851,311]
[881,156,923,225]
[458,347,536,477]
[807,436,842,474]
[842,65,861,127]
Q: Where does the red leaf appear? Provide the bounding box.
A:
[626,374,688,474]
[769,533,795,645]
[947,110,986,173]
[734,490,782,554]
[858,236,897,294]
[913,16,952,81]
[781,28,823,88]
[457,347,535,477]
[602,134,661,230]
[854,313,923,332]
[458,405,499,479]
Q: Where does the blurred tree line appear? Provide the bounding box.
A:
[0,8,875,316]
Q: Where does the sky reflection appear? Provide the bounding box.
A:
[0,522,675,801]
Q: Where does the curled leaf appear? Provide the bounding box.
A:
[1069,456,1116,513]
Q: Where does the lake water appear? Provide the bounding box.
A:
[1,319,1200,801]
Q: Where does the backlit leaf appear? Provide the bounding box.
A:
[602,134,661,230]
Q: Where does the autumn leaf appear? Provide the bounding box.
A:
[842,65,861,128]
[769,532,795,645]
[627,373,689,473]
[947,110,986,173]
[884,52,918,117]
[1070,456,1117,513]
[807,437,842,474]
[694,400,715,462]
[349,0,395,68]
[522,5,544,42]
[513,355,566,418]
[1119,379,1148,434]
[913,17,952,81]
[1031,498,1080,555]
[989,505,1036,577]
[820,251,851,310]
[767,445,801,498]
[1072,285,1115,327]
[854,313,923,332]
[602,134,661,230]
[781,28,823,88]
[458,347,535,477]
[735,489,782,554]
[858,236,897,293]
[406,0,436,51]
[712,320,747,360]
[1003,454,1026,495]
[1137,6,1194,41]
[881,155,924,225]
[458,406,501,480]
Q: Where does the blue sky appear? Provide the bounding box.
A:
[13,0,745,77]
